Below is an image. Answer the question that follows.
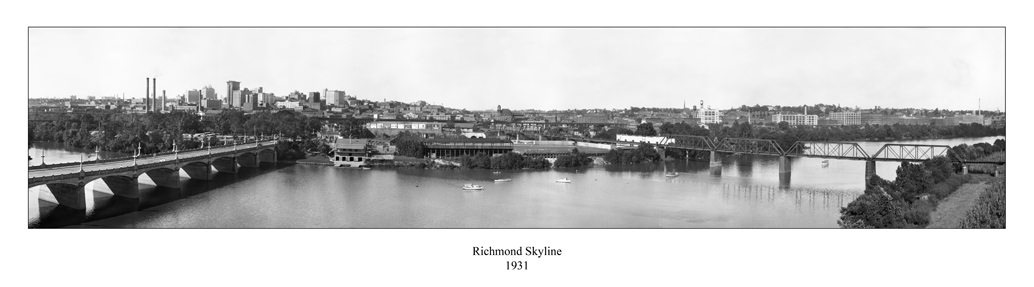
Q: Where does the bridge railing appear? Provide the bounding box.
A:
[28,173,82,186]
[28,140,278,170]
[28,141,278,180]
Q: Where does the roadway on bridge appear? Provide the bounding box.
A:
[28,141,276,179]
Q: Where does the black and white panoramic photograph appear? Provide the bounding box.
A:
[27,27,1006,229]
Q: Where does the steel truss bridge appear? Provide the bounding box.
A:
[659,134,1002,165]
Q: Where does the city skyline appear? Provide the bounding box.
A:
[29,28,1005,112]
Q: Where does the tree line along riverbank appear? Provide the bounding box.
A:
[31,109,1003,169]
[838,139,1005,228]
[29,110,337,161]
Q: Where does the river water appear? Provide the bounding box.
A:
[28,136,1003,228]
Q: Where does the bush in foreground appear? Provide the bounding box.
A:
[959,179,1006,228]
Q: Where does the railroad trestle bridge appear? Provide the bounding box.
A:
[574,135,1004,186]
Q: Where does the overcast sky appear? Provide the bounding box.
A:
[29,28,1004,112]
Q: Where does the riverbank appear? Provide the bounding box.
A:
[294,154,334,166]
[927,175,992,228]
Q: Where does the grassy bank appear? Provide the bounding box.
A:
[959,178,1006,228]
[927,177,990,228]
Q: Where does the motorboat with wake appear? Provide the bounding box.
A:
[494,178,512,182]
[556,178,571,183]
[462,184,484,190]
[663,162,679,177]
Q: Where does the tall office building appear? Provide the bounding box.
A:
[203,85,217,100]
[187,89,201,103]
[226,81,241,107]
[325,89,347,106]
[309,91,321,103]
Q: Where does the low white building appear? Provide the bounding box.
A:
[276,101,301,109]
[772,114,818,126]
[697,109,722,124]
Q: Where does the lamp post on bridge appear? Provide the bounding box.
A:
[133,143,141,167]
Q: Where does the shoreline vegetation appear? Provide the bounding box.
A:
[959,178,1006,228]
[838,139,1005,228]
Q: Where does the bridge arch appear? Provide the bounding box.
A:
[257,148,277,164]
[96,174,140,199]
[211,156,238,173]
[139,167,181,188]
[237,152,260,168]
[35,182,86,211]
[181,161,214,180]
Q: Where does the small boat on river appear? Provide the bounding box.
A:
[494,178,512,182]
[492,171,502,174]
[462,184,484,190]
[821,160,829,168]
[556,178,571,183]
[664,172,680,177]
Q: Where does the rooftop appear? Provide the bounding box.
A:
[334,138,369,150]
[422,138,511,144]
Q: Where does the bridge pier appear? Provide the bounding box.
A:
[709,151,722,175]
[778,156,791,188]
[45,183,87,211]
[864,160,876,188]
[144,168,182,188]
[778,156,791,174]
[101,176,139,199]
[655,147,666,160]
[709,151,721,167]
[777,155,789,186]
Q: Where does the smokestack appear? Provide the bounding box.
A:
[162,90,166,112]
[146,77,150,111]
[152,78,157,112]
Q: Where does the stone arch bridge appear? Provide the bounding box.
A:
[29,140,278,213]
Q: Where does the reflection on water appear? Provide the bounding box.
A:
[29,136,1003,228]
